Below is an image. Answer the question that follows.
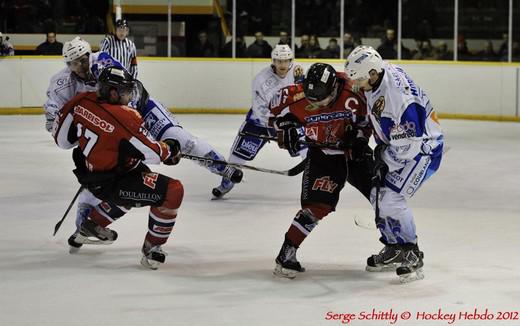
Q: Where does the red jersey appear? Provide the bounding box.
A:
[269,73,369,155]
[53,92,171,172]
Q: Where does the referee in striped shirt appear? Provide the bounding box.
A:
[100,19,138,78]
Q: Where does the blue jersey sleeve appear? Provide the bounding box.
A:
[90,52,126,80]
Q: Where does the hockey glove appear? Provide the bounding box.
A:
[163,138,182,165]
[344,126,373,162]
[275,115,301,156]
[45,112,55,132]
[372,144,389,187]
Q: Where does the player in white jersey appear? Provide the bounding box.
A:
[45,37,241,252]
[345,46,444,283]
[212,44,307,198]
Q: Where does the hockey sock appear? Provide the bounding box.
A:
[145,179,183,246]
[88,202,128,227]
[286,204,331,247]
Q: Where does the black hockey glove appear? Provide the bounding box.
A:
[344,126,373,162]
[275,115,301,156]
[163,138,182,165]
[372,144,389,187]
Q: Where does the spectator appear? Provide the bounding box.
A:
[278,31,290,45]
[0,32,14,56]
[433,41,452,61]
[457,34,471,61]
[296,34,310,58]
[477,40,498,62]
[220,36,247,57]
[343,32,358,57]
[412,40,435,60]
[100,19,138,78]
[320,38,340,58]
[307,35,322,58]
[377,28,397,59]
[36,32,63,55]
[192,31,217,57]
[498,33,508,61]
[246,31,272,58]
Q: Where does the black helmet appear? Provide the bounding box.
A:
[97,66,135,103]
[303,63,337,102]
[115,19,129,28]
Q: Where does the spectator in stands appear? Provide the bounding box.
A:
[0,32,14,56]
[343,32,358,57]
[320,38,340,58]
[246,31,272,58]
[278,31,289,45]
[412,40,435,60]
[433,41,452,61]
[193,31,217,57]
[377,28,397,59]
[477,40,498,62]
[457,34,471,61]
[296,34,310,58]
[36,32,63,55]
[220,36,247,57]
[498,33,508,61]
[307,35,322,58]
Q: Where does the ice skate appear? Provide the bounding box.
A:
[67,203,92,253]
[140,241,167,270]
[396,244,424,283]
[221,166,243,183]
[212,178,235,199]
[273,238,305,279]
[70,218,118,247]
[366,243,404,272]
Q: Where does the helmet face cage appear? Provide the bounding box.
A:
[344,45,383,80]
[63,37,92,63]
[303,63,337,102]
[97,66,136,103]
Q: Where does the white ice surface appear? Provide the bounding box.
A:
[1,115,520,326]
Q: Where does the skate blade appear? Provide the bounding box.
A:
[140,256,160,270]
[74,234,114,246]
[273,264,297,279]
[366,264,398,272]
[399,268,425,283]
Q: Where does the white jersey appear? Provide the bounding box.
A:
[364,62,443,172]
[43,67,97,119]
[44,52,126,125]
[248,64,298,126]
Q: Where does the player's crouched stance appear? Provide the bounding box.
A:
[269,63,374,279]
[345,46,444,283]
[53,66,184,269]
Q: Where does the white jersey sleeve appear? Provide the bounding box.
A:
[248,65,297,126]
[44,67,96,120]
[366,62,444,172]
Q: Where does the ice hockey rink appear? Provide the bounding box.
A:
[1,114,519,326]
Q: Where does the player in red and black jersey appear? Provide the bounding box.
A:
[53,66,183,269]
[269,63,374,278]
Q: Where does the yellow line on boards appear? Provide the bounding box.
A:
[1,107,520,122]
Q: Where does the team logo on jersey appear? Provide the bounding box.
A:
[390,121,416,140]
[143,173,159,189]
[371,96,385,121]
[312,176,338,193]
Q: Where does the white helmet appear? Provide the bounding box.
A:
[63,36,92,63]
[271,44,293,61]
[344,45,383,80]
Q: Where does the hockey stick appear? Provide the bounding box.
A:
[53,186,84,236]
[239,131,347,150]
[181,153,307,176]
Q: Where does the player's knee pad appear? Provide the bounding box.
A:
[302,203,333,220]
[157,179,183,215]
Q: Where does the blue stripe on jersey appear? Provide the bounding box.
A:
[399,103,427,137]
